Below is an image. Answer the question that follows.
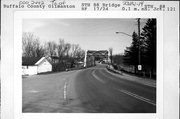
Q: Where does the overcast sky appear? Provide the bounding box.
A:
[23,19,147,54]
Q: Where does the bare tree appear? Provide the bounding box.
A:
[46,41,57,57]
[57,39,69,62]
[64,43,71,57]
[22,32,45,57]
[76,48,85,60]
[57,39,64,58]
[70,44,85,59]
[71,44,80,58]
[33,39,45,57]
[22,32,33,57]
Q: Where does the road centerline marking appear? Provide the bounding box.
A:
[92,70,105,83]
[99,69,115,80]
[117,89,156,106]
[63,81,67,100]
[27,90,39,93]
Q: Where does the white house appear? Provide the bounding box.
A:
[22,57,52,75]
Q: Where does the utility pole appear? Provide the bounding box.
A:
[116,18,142,71]
[137,18,142,71]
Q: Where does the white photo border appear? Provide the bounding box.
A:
[14,11,163,119]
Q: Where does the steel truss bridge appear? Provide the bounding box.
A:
[84,50,110,67]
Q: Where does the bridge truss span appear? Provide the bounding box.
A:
[84,50,110,67]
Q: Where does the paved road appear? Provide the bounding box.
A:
[23,64,156,113]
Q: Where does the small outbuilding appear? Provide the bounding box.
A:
[22,57,52,75]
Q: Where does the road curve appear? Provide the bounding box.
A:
[74,64,156,113]
[22,64,156,113]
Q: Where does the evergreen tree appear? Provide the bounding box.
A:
[123,19,156,77]
[141,19,156,75]
[124,32,139,73]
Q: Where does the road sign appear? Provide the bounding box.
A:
[138,65,142,71]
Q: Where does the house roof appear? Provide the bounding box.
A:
[22,57,42,66]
